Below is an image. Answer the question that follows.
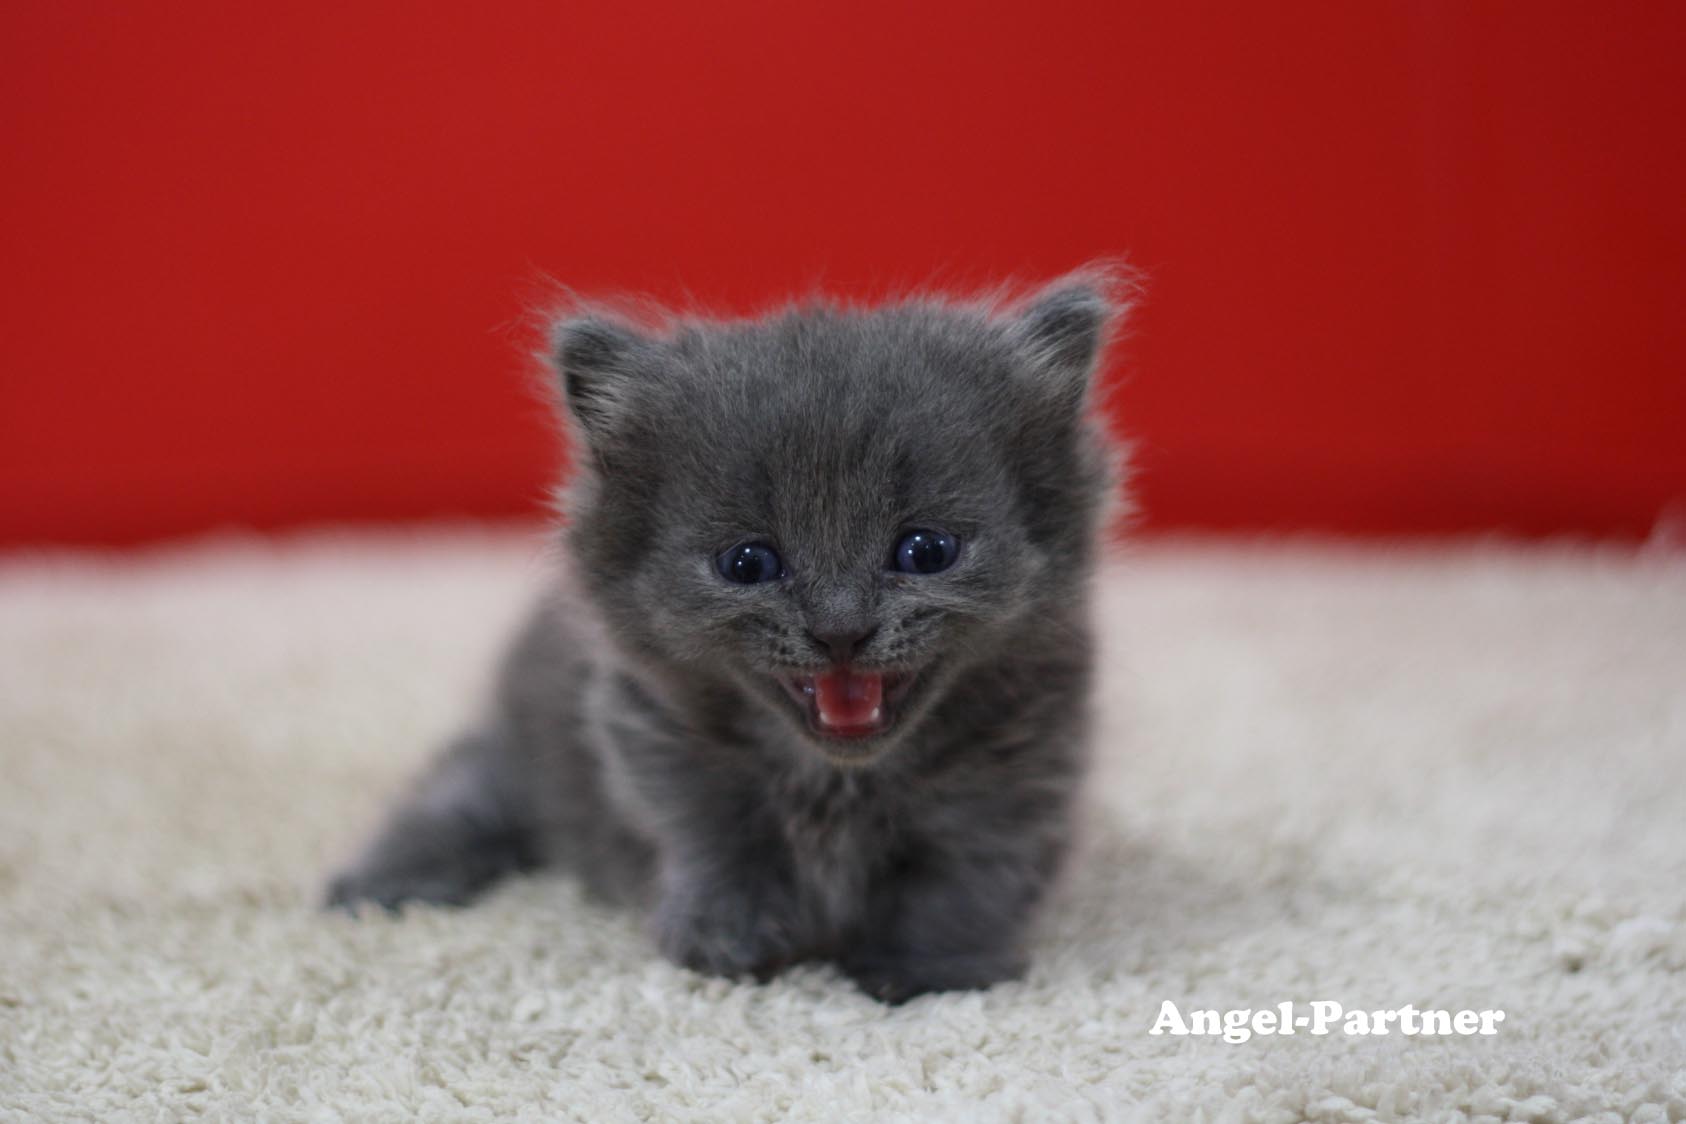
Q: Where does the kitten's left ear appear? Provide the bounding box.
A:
[549,313,657,443]
[1007,268,1133,406]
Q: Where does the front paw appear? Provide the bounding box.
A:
[324,836,518,914]
[324,861,480,914]
[842,948,1026,1005]
[653,882,798,981]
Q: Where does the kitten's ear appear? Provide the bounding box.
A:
[1007,269,1133,407]
[549,314,655,441]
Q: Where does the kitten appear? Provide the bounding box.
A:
[327,269,1128,1003]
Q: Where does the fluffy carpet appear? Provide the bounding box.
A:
[2,529,1682,1122]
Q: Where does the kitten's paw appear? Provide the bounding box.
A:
[653,884,798,981]
[324,855,494,914]
[324,869,456,914]
[325,819,536,914]
[841,949,1026,1005]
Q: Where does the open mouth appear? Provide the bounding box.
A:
[776,667,916,743]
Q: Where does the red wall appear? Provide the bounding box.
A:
[3,2,1683,545]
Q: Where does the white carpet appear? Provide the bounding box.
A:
[2,529,1683,1121]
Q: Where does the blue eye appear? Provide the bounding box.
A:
[717,542,784,584]
[892,529,959,575]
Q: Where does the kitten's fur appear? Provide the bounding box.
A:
[327,269,1127,1003]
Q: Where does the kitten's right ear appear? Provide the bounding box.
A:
[549,314,653,441]
[1006,266,1134,408]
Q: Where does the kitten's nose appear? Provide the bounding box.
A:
[808,627,877,664]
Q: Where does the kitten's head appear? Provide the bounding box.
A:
[549,270,1128,766]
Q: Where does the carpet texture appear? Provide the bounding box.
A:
[2,530,1683,1122]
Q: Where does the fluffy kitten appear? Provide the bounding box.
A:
[327,269,1128,1003]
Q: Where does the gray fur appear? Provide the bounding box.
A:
[327,269,1129,1003]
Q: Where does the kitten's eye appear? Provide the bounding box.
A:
[717,542,784,584]
[892,529,960,575]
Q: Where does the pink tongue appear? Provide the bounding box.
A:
[813,669,884,730]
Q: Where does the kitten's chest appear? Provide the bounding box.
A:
[769,769,898,926]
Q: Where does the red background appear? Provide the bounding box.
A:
[3,2,1683,546]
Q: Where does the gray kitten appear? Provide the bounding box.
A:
[327,269,1128,1003]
